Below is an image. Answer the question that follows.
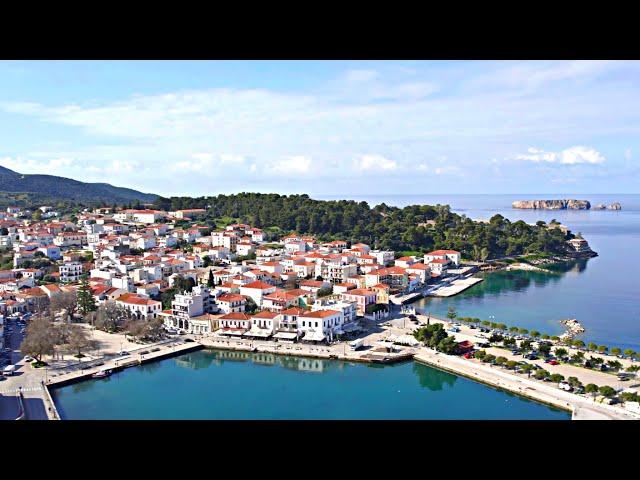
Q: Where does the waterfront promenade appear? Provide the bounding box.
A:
[4,312,638,420]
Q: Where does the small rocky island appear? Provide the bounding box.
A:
[512,199,591,210]
[594,202,622,210]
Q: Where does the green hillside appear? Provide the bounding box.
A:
[0,166,157,207]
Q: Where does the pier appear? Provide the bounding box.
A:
[46,340,202,388]
[428,276,483,297]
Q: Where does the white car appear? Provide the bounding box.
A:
[23,355,34,362]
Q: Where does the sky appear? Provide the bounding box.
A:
[0,60,639,197]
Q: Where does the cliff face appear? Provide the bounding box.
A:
[512,199,591,210]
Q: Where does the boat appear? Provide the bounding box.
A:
[92,368,113,378]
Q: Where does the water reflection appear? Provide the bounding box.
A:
[418,259,591,311]
[174,353,216,370]
[173,349,330,373]
[412,362,457,392]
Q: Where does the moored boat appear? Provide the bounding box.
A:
[92,368,113,378]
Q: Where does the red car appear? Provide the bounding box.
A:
[463,352,473,359]
[548,360,559,365]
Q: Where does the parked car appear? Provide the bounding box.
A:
[23,355,34,362]
[547,360,560,366]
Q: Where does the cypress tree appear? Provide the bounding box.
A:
[77,275,97,315]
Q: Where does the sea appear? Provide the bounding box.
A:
[317,194,640,352]
[52,193,637,420]
[52,349,569,420]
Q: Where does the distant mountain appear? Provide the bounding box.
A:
[0,165,157,206]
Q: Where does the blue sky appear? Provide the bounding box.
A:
[0,60,639,196]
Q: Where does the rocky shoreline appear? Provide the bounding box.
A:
[559,318,585,342]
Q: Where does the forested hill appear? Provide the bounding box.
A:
[0,166,157,206]
[153,193,576,260]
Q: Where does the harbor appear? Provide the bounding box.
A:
[46,312,640,420]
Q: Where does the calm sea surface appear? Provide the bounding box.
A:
[54,193,636,419]
[52,349,569,420]
[318,194,640,351]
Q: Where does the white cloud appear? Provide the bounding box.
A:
[0,155,76,174]
[355,154,397,171]
[269,156,312,174]
[515,146,606,165]
[2,60,640,194]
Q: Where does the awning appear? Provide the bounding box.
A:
[244,329,272,338]
[273,331,298,340]
[342,323,361,333]
[303,331,326,342]
[217,329,247,336]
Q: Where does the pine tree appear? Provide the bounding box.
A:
[77,275,97,315]
[207,269,214,287]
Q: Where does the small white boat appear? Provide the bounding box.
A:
[92,368,112,378]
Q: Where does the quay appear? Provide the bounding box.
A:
[413,348,639,420]
[428,276,484,297]
[46,340,202,388]
[198,336,415,365]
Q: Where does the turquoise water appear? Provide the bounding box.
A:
[319,194,640,351]
[52,349,569,420]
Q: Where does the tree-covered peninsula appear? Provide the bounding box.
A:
[152,193,577,261]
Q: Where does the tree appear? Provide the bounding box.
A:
[587,342,598,351]
[495,356,507,367]
[567,376,581,388]
[606,360,622,371]
[611,347,621,356]
[554,347,568,358]
[317,287,332,298]
[623,348,635,358]
[519,364,533,376]
[572,340,585,348]
[549,373,565,383]
[538,344,551,357]
[597,345,608,354]
[530,330,540,339]
[77,276,96,316]
[482,354,496,364]
[534,369,549,380]
[244,297,259,314]
[20,315,56,363]
[550,336,560,342]
[206,269,214,288]
[124,318,147,342]
[446,306,457,321]
[65,324,97,358]
[94,301,128,333]
[146,317,165,341]
[414,323,451,352]
[509,326,519,333]
[506,360,518,370]
[203,256,213,268]
[520,340,532,351]
[518,328,529,335]
[51,291,79,322]
[474,350,486,360]
[598,386,616,398]
[585,383,599,396]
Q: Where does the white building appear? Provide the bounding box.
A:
[116,293,162,320]
[424,250,461,267]
[59,262,83,282]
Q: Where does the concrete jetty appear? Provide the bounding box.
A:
[428,277,483,297]
[47,340,202,388]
